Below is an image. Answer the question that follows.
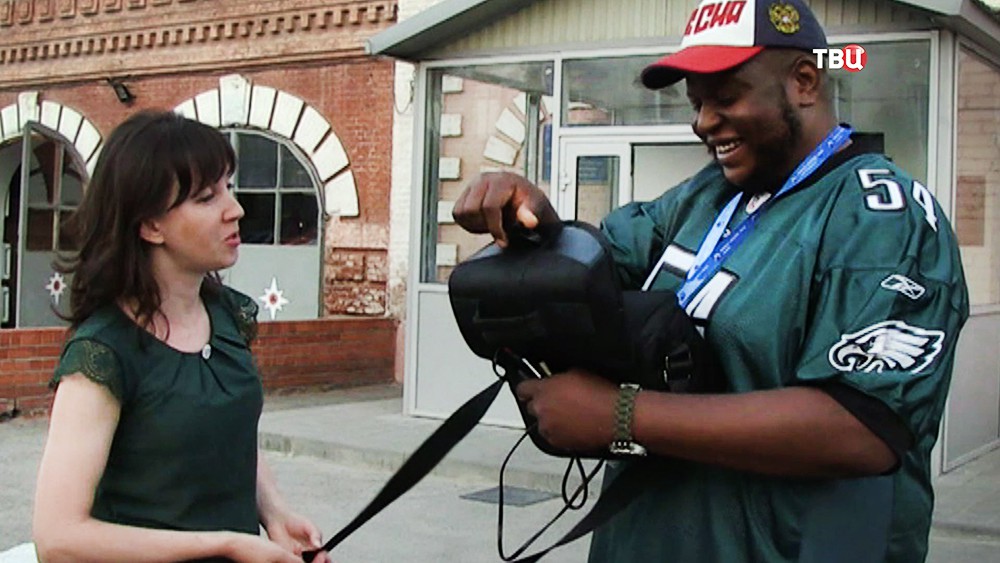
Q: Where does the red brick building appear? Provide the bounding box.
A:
[0,0,401,415]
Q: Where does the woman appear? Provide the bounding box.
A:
[32,111,330,562]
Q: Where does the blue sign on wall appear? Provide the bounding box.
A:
[542,124,551,182]
[577,156,610,184]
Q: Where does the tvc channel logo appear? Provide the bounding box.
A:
[812,44,867,72]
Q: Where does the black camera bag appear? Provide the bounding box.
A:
[305,221,723,562]
[448,221,723,457]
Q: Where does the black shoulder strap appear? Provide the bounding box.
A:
[302,378,658,562]
[302,379,504,561]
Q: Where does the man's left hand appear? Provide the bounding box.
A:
[514,369,619,452]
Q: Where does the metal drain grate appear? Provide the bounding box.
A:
[461,486,559,507]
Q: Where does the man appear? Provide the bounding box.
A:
[453,0,969,561]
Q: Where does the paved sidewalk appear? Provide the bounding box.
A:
[3,383,998,562]
[259,384,1000,562]
[260,385,584,494]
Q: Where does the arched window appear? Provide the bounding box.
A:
[224,130,320,246]
[24,133,86,252]
[220,129,323,321]
[2,126,87,328]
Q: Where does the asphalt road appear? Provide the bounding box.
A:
[0,417,589,562]
[3,415,998,562]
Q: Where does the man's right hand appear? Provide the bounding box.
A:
[452,172,559,248]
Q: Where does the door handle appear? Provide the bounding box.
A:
[2,243,9,281]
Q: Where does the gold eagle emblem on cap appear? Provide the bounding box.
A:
[769,2,801,34]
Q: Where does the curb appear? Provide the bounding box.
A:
[930,520,1000,541]
[261,429,1000,542]
[258,431,603,496]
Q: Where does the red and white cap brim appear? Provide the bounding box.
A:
[641,45,765,89]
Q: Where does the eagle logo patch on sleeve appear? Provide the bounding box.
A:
[829,320,945,374]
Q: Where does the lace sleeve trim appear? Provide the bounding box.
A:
[51,339,124,402]
[235,295,259,345]
[218,286,259,345]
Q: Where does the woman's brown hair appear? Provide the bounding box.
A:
[58,110,235,329]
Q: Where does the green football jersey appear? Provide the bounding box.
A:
[588,145,969,562]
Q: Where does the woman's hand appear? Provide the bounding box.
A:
[263,509,329,561]
[221,531,307,563]
[256,456,331,561]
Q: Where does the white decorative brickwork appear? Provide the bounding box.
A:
[442,76,464,93]
[513,92,527,115]
[483,136,518,165]
[439,157,461,180]
[440,113,462,137]
[324,171,359,216]
[0,95,102,174]
[0,105,19,142]
[176,75,358,217]
[437,201,455,224]
[219,74,252,126]
[75,120,102,166]
[435,243,458,267]
[313,135,350,181]
[17,92,38,129]
[39,101,60,131]
[174,99,196,120]
[57,106,83,144]
[496,108,526,144]
[248,85,277,129]
[294,106,330,154]
[271,92,305,139]
[194,90,221,127]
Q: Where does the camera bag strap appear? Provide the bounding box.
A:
[302,377,659,562]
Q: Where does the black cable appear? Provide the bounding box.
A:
[496,425,604,561]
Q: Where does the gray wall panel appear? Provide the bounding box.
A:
[414,290,522,426]
[946,313,1000,469]
[224,245,321,322]
[18,251,69,328]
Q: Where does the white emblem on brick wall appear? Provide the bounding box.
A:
[829,320,944,374]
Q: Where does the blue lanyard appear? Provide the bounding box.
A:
[644,125,853,308]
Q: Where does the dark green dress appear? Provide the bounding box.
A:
[50,286,263,551]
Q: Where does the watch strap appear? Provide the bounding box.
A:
[610,383,646,456]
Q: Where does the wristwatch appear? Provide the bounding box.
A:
[609,383,647,457]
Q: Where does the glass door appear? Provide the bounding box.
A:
[11,126,85,327]
[558,139,712,223]
[558,140,632,225]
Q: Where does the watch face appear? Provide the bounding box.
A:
[610,440,648,457]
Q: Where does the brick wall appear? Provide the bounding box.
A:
[0,56,397,317]
[0,328,63,418]
[0,318,397,418]
[254,317,397,391]
[0,0,397,89]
